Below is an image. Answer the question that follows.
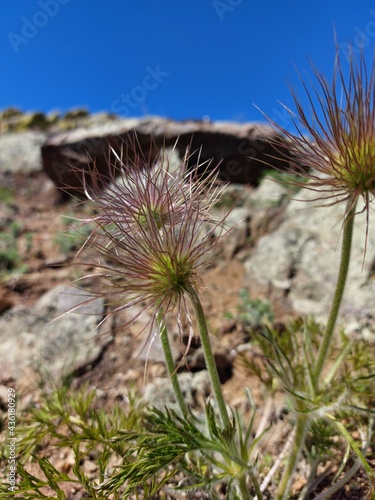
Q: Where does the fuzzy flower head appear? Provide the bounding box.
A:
[268,47,375,219]
[84,144,221,232]
[77,144,229,340]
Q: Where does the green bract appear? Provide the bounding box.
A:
[334,140,375,194]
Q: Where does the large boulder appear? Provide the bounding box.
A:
[0,131,47,173]
[245,187,375,335]
[0,285,109,383]
[41,117,294,193]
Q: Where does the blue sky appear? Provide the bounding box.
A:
[1,1,375,128]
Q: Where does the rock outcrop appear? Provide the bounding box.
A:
[0,131,47,173]
[41,116,293,193]
[245,187,375,337]
[0,285,109,383]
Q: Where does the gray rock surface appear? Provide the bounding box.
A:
[143,370,211,411]
[0,131,47,173]
[0,285,108,382]
[245,187,375,331]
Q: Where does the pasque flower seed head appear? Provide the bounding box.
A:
[76,143,231,339]
[265,48,375,222]
[84,145,223,234]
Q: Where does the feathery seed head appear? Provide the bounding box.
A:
[86,144,222,233]
[266,47,375,217]
[77,142,230,337]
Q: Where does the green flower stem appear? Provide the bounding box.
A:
[188,290,261,498]
[313,200,356,389]
[158,312,190,418]
[237,473,253,500]
[275,412,309,500]
[187,287,231,429]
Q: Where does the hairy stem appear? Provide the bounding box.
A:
[313,200,356,388]
[187,289,263,496]
[187,287,231,428]
[158,312,190,418]
[248,470,263,500]
[237,473,253,500]
[275,412,309,500]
